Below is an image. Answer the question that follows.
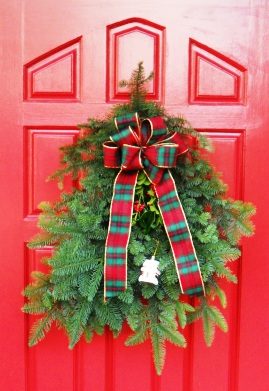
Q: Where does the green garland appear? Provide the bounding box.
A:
[23,63,255,375]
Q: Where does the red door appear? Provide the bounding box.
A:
[1,1,269,390]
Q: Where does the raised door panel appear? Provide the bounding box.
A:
[24,37,81,101]
[24,248,75,391]
[189,39,246,104]
[191,131,244,391]
[24,128,78,217]
[106,18,165,102]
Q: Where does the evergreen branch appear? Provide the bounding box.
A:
[84,327,94,343]
[175,301,195,328]
[212,262,238,283]
[206,306,228,332]
[212,283,227,308]
[158,324,186,347]
[202,309,215,347]
[78,264,103,301]
[95,300,123,332]
[23,302,48,314]
[150,328,166,376]
[29,313,54,346]
[125,327,148,346]
[66,301,93,348]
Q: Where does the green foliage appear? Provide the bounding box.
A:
[132,171,163,232]
[187,297,228,347]
[22,63,255,375]
[175,301,195,328]
[28,313,54,346]
[65,300,93,348]
[125,300,186,374]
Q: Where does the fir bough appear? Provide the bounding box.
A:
[22,63,255,375]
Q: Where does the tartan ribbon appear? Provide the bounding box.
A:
[103,113,205,299]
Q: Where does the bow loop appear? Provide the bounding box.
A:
[160,132,188,155]
[140,118,153,145]
[147,117,168,144]
[114,113,141,143]
[103,141,121,168]
[111,126,138,147]
[121,145,143,170]
[144,144,179,168]
[114,112,140,132]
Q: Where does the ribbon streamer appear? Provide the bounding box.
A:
[103,113,205,299]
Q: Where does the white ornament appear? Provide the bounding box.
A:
[138,256,160,285]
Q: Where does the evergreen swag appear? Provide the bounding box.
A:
[23,63,255,375]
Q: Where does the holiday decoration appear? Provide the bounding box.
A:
[22,63,255,375]
[139,256,160,285]
[103,112,204,299]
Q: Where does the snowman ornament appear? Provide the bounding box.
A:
[138,255,160,285]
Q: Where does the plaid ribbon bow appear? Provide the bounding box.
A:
[103,113,205,299]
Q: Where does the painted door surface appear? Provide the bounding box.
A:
[1,1,269,390]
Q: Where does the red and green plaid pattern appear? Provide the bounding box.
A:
[103,113,205,299]
[154,171,204,295]
[114,113,139,132]
[105,171,138,298]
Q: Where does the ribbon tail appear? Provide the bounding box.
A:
[154,170,205,296]
[104,170,138,300]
